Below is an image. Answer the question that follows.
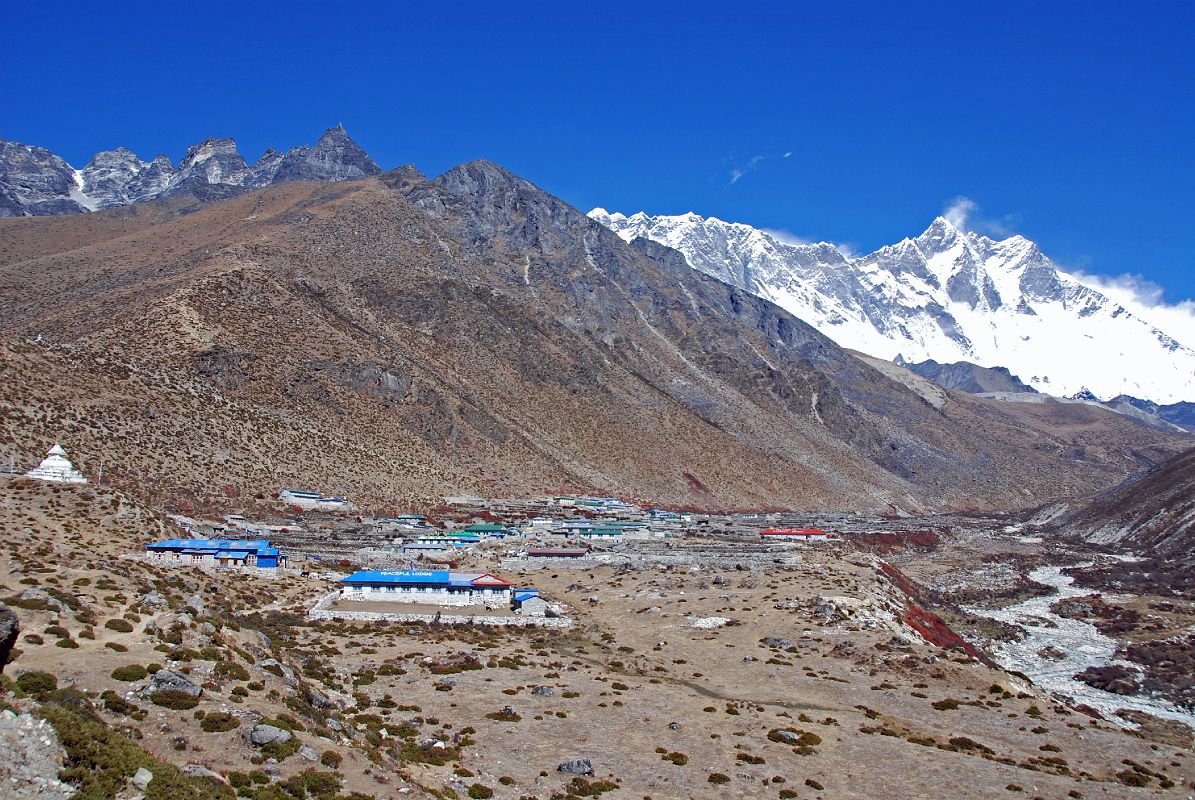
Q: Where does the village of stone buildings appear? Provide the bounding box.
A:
[4,443,1192,799]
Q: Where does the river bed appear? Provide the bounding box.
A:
[964,564,1195,731]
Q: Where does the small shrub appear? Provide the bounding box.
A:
[708,772,731,784]
[485,708,521,722]
[214,661,250,681]
[56,639,80,649]
[150,690,200,710]
[16,671,58,698]
[201,712,240,732]
[468,784,494,799]
[320,750,342,768]
[111,665,148,682]
[1115,771,1150,788]
[104,618,134,633]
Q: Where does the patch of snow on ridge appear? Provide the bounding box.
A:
[69,169,99,211]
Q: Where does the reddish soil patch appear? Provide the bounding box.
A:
[851,529,940,554]
[878,562,984,661]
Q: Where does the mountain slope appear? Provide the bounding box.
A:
[590,210,1195,404]
[0,169,1188,512]
[1062,444,1195,553]
[0,126,380,216]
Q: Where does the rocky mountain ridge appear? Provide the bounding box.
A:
[898,357,1038,395]
[590,209,1195,405]
[1,164,1188,512]
[0,124,379,215]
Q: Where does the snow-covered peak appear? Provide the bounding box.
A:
[591,207,1195,404]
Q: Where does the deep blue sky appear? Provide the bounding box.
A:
[4,1,1193,300]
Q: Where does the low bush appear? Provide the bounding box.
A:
[200,712,240,733]
[214,661,250,681]
[150,690,200,710]
[484,708,521,722]
[104,619,135,633]
[708,773,730,784]
[16,671,58,698]
[112,665,149,682]
[40,702,233,800]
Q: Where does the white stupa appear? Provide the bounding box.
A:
[25,444,88,484]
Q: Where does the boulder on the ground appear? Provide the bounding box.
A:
[558,757,594,775]
[132,767,154,790]
[140,591,168,609]
[144,670,203,698]
[258,659,297,685]
[247,724,292,747]
[182,764,225,782]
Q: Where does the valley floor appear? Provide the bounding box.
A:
[1,478,1191,799]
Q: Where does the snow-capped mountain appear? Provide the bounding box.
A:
[0,125,379,216]
[589,209,1195,404]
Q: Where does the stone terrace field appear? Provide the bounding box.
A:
[0,478,1191,799]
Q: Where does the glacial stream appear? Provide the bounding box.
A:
[964,564,1195,731]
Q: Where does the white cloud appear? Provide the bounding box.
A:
[942,196,1016,237]
[729,151,791,184]
[943,196,977,229]
[761,227,811,246]
[834,242,858,259]
[1071,270,1195,351]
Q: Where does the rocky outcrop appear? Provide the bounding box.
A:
[0,603,17,672]
[0,711,75,800]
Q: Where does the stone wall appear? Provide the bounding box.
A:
[307,593,571,628]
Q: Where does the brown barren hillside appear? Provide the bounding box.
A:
[0,166,1188,512]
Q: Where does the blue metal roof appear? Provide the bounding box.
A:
[513,589,540,602]
[341,570,511,588]
[342,570,451,585]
